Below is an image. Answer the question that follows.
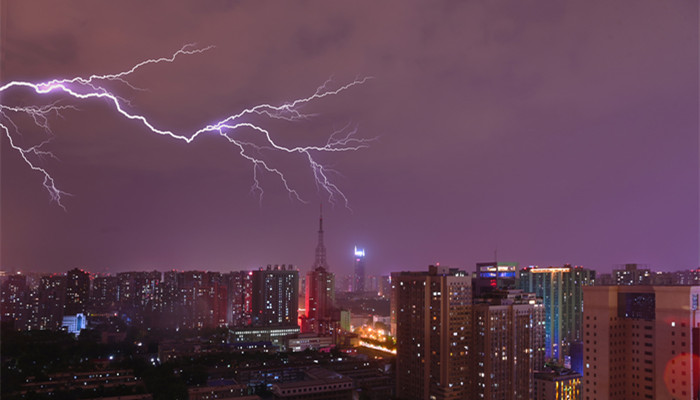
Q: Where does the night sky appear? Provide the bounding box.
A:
[2,1,698,276]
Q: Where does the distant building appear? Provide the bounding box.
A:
[62,313,87,335]
[472,290,546,400]
[225,271,253,326]
[285,333,335,352]
[353,247,366,292]
[473,262,518,297]
[391,265,472,400]
[188,379,250,400]
[1,274,28,328]
[270,367,354,400]
[533,368,581,400]
[613,263,651,285]
[304,267,335,334]
[519,265,595,361]
[90,275,118,313]
[302,208,336,335]
[228,326,300,350]
[38,275,66,330]
[583,285,700,400]
[251,265,298,327]
[64,268,90,315]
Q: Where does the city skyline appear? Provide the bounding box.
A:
[2,1,698,276]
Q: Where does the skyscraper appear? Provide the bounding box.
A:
[353,247,366,292]
[472,290,546,400]
[64,268,90,315]
[519,265,595,361]
[583,285,700,400]
[391,265,472,400]
[303,207,336,334]
[37,275,65,330]
[251,265,298,327]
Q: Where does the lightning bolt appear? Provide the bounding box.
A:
[1,44,372,210]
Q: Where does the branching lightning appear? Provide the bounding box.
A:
[1,44,372,210]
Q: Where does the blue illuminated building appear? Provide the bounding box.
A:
[473,262,518,298]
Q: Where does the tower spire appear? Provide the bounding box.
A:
[313,204,328,269]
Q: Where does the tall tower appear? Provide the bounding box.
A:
[303,206,335,334]
[353,247,366,292]
[313,205,327,269]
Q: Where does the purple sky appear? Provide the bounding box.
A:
[2,1,698,276]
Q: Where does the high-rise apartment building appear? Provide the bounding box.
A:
[226,271,253,326]
[251,265,298,327]
[583,285,700,400]
[613,263,651,285]
[391,265,472,400]
[354,247,366,292]
[37,275,65,330]
[1,274,28,328]
[90,275,118,313]
[472,290,546,400]
[519,265,595,361]
[64,268,90,315]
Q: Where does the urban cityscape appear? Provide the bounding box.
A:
[2,1,698,400]
[2,210,699,399]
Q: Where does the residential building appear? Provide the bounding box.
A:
[252,265,298,327]
[391,265,472,400]
[472,290,546,400]
[582,285,700,400]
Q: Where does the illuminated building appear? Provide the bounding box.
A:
[228,326,301,349]
[90,275,118,312]
[37,275,65,330]
[1,274,28,328]
[302,207,336,334]
[64,268,90,315]
[116,271,161,309]
[391,265,472,400]
[252,265,298,327]
[226,271,253,326]
[472,290,546,400]
[533,368,581,400]
[473,262,518,298]
[62,312,87,334]
[519,265,595,361]
[354,247,366,292]
[583,285,700,400]
[304,267,335,334]
[613,263,651,285]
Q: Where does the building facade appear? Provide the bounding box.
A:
[252,265,298,327]
[392,266,472,400]
[472,290,546,400]
[583,285,700,400]
[519,265,595,361]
